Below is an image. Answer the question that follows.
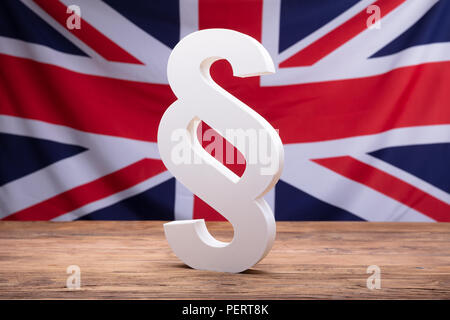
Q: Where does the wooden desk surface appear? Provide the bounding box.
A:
[0,221,449,299]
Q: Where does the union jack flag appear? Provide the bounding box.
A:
[0,0,449,221]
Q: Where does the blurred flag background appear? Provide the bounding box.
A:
[0,0,449,221]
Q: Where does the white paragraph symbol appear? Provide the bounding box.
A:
[157,29,284,273]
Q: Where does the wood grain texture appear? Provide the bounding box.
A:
[0,221,449,299]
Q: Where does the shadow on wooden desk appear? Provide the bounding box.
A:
[0,221,449,299]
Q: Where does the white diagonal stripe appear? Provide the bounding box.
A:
[0,116,161,218]
[281,124,450,221]
[277,0,376,63]
[353,153,450,204]
[60,0,170,82]
[53,170,172,221]
[263,0,448,86]
[281,158,434,222]
[0,36,167,83]
[20,0,103,60]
